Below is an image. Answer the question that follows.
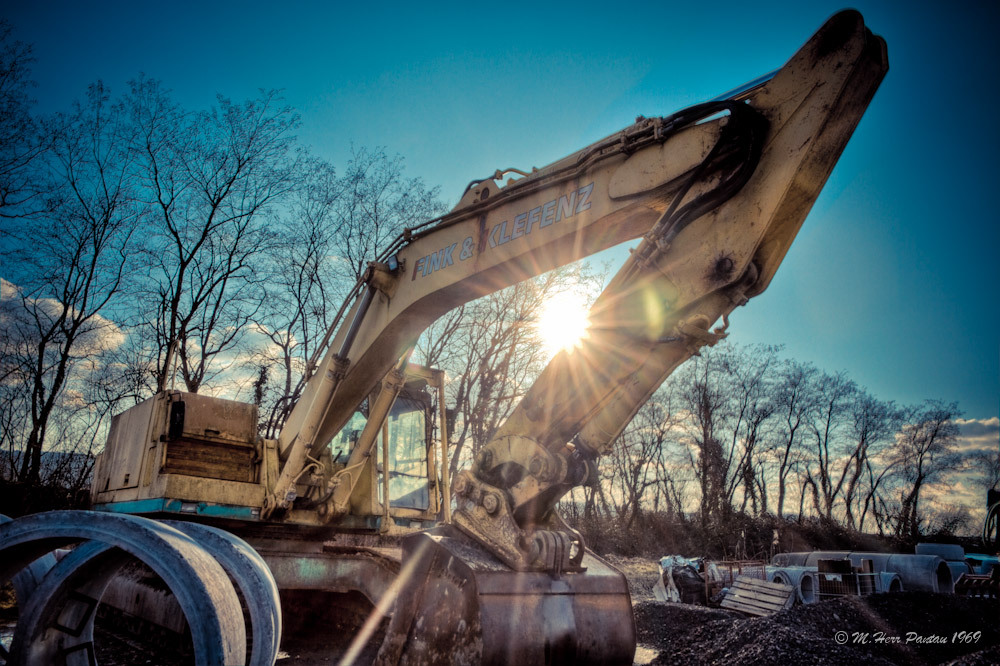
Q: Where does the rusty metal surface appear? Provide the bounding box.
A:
[376,525,635,665]
[164,390,260,446]
[253,539,401,608]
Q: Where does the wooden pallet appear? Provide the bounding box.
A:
[721,576,796,616]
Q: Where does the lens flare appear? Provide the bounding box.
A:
[537,290,591,357]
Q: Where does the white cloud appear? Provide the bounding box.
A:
[922,417,999,531]
[953,417,1000,454]
[0,278,127,356]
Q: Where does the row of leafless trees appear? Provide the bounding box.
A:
[0,24,446,491]
[0,24,598,502]
[561,342,990,539]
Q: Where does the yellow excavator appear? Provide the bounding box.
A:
[0,10,887,665]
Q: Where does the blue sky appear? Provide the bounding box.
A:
[4,0,998,422]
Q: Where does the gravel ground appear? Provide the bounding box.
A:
[605,554,662,603]
[635,592,1000,666]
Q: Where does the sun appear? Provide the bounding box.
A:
[537,290,592,357]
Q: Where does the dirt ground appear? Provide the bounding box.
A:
[636,594,1000,666]
[268,586,1000,666]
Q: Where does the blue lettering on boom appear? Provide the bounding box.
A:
[488,182,594,249]
[410,181,595,281]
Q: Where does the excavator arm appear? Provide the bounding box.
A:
[265,103,752,517]
[266,10,886,665]
[458,9,889,572]
[269,9,885,527]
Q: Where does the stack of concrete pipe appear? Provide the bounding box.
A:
[772,551,953,593]
[878,571,904,593]
[915,542,972,584]
[765,565,818,604]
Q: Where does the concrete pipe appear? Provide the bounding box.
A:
[0,514,57,608]
[944,560,972,584]
[3,519,283,666]
[914,544,971,582]
[8,540,127,664]
[915,542,965,562]
[164,520,282,666]
[878,571,903,593]
[0,510,247,666]
[766,566,818,604]
[772,551,953,594]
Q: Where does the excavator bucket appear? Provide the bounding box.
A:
[375,525,635,666]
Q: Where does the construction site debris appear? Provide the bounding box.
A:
[654,556,706,604]
[953,567,1000,598]
[774,551,955,594]
[719,576,795,616]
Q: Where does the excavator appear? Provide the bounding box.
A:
[0,10,888,665]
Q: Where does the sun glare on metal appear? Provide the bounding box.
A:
[537,291,591,357]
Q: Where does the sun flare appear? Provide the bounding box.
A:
[537,290,592,357]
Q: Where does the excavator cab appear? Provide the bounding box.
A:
[90,363,450,531]
[381,391,433,511]
[318,363,450,527]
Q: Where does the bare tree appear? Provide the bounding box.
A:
[668,343,781,523]
[958,420,1000,517]
[841,391,899,529]
[416,264,603,480]
[893,400,962,538]
[804,370,856,520]
[968,438,1000,501]
[431,280,554,480]
[673,350,733,527]
[771,360,817,518]
[331,147,445,285]
[31,352,133,495]
[859,448,901,536]
[125,77,301,393]
[0,20,44,217]
[606,390,680,526]
[1,81,140,483]
[252,149,447,437]
[253,157,342,435]
[720,344,778,516]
